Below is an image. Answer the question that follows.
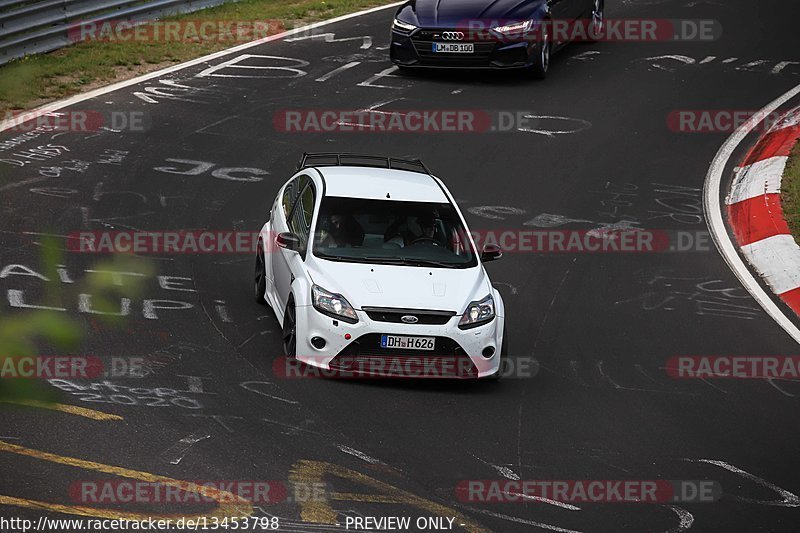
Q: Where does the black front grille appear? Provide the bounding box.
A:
[330,333,477,378]
[411,40,496,64]
[410,28,496,65]
[362,307,456,325]
[414,29,492,41]
[341,334,464,356]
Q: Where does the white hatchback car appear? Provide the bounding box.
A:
[255,153,506,379]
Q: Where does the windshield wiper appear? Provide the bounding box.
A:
[400,258,456,268]
[362,256,455,268]
[320,255,459,268]
[318,254,369,263]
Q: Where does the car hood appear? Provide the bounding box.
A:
[397,0,543,27]
[305,259,489,312]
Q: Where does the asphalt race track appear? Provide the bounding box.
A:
[2,0,800,531]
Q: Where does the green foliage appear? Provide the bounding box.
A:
[782,143,800,242]
[0,236,153,402]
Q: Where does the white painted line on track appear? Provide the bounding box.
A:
[285,33,373,49]
[336,444,381,464]
[161,432,211,465]
[703,82,800,344]
[499,491,581,511]
[691,459,800,507]
[664,506,694,533]
[315,61,361,82]
[469,453,521,481]
[0,1,404,133]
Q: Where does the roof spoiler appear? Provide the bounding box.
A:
[297,152,432,175]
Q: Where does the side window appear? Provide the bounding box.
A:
[299,181,314,227]
[288,178,316,249]
[281,178,299,219]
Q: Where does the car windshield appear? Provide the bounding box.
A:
[312,197,477,268]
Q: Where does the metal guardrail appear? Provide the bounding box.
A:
[0,0,233,65]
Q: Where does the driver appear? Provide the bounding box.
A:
[416,214,437,241]
[384,213,440,247]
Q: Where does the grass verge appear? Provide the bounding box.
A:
[782,141,800,239]
[0,0,395,113]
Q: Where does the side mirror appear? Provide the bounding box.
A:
[480,243,503,262]
[276,232,302,253]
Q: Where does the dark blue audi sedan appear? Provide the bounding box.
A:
[389,0,604,78]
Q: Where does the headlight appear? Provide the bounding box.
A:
[393,19,417,33]
[458,295,495,329]
[312,284,358,324]
[492,19,533,36]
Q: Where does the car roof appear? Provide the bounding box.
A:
[314,166,449,203]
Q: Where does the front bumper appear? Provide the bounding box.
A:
[292,304,504,378]
[390,28,539,69]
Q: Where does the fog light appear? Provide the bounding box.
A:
[311,336,326,349]
[482,346,496,358]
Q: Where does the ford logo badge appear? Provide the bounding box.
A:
[401,315,419,324]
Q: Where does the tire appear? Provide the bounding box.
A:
[254,243,267,305]
[486,324,508,381]
[282,298,297,358]
[527,26,550,80]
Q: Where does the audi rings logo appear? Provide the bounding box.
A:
[440,31,465,41]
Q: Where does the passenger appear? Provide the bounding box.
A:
[319,214,364,248]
